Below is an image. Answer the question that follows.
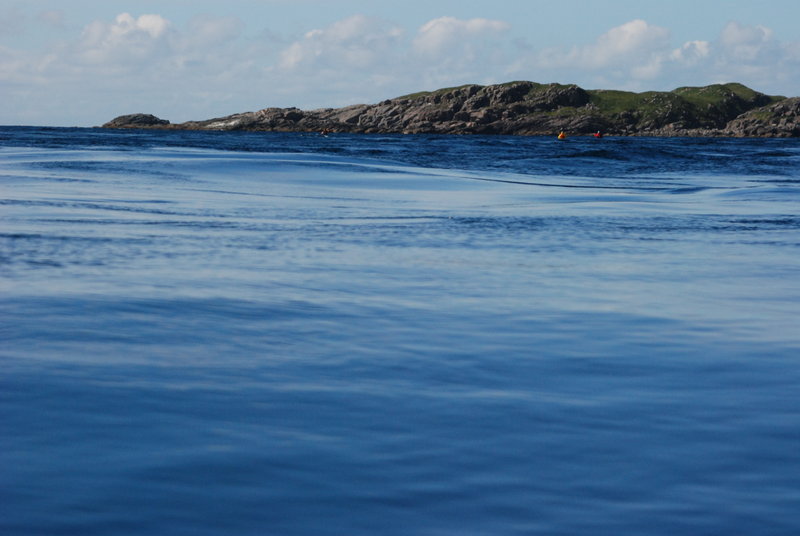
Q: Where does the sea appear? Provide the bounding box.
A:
[2,126,799,535]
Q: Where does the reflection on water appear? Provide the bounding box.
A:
[2,128,800,535]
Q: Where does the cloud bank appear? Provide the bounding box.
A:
[2,12,798,125]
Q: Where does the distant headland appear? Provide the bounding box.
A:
[103,81,799,137]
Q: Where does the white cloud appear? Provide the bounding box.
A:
[278,15,404,71]
[530,19,671,83]
[719,21,773,61]
[1,12,799,126]
[0,12,270,125]
[660,22,799,92]
[76,13,172,65]
[403,17,513,90]
[588,19,670,66]
[669,40,710,64]
[413,17,510,56]
[90,12,169,41]
[509,18,800,94]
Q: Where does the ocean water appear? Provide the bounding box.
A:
[1,127,799,535]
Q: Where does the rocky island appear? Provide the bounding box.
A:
[103,81,799,137]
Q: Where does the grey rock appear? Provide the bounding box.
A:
[101,113,170,128]
[102,82,798,137]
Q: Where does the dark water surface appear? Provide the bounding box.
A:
[2,127,799,535]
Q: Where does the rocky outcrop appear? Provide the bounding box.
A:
[102,113,170,128]
[102,82,798,137]
[723,97,800,137]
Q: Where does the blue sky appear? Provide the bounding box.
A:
[2,0,799,126]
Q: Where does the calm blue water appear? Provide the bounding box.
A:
[2,127,799,535]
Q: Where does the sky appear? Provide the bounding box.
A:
[2,0,799,126]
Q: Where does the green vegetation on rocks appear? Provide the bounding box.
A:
[103,82,799,137]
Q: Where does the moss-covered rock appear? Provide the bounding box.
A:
[102,82,797,137]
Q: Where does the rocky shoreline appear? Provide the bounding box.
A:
[103,81,799,137]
